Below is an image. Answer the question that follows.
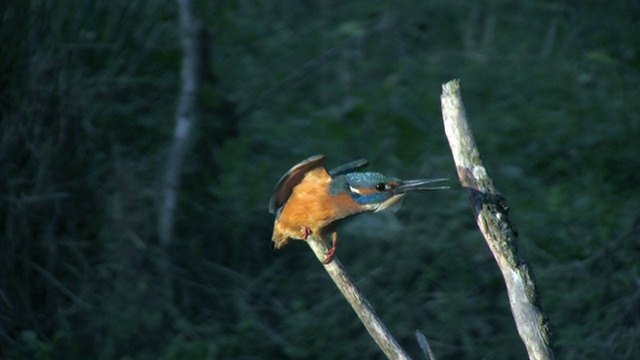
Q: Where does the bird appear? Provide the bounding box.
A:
[268,154,447,264]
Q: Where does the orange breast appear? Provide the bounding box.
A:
[271,167,361,248]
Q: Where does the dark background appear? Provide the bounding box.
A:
[2,1,639,359]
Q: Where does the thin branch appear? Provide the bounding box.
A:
[306,235,411,360]
[2,192,70,204]
[239,16,392,117]
[440,79,554,360]
[26,259,91,309]
[415,330,437,360]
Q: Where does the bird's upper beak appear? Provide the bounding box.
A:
[393,178,449,193]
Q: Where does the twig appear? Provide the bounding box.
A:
[440,79,554,360]
[306,235,411,360]
[26,259,91,309]
[415,330,437,360]
[239,16,392,117]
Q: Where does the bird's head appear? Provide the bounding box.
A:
[331,172,448,213]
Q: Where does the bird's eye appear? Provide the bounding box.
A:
[375,183,387,191]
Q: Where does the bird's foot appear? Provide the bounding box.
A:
[300,226,312,239]
[323,245,336,264]
[323,231,338,264]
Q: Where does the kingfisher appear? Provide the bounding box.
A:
[268,154,447,264]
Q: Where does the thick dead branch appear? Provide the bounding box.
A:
[440,79,554,360]
[306,235,411,360]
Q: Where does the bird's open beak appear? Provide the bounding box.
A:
[393,178,449,193]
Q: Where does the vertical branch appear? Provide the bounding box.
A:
[158,0,199,247]
[306,236,412,360]
[440,80,554,360]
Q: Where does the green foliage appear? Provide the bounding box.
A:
[2,0,639,359]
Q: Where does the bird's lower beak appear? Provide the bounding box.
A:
[393,178,449,193]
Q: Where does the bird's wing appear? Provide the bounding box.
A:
[328,158,368,176]
[268,154,326,214]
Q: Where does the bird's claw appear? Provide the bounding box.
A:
[322,231,338,264]
[300,226,311,239]
[323,245,336,264]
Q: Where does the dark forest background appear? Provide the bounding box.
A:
[2,1,639,359]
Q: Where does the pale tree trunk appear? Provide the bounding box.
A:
[158,0,199,248]
[156,0,199,311]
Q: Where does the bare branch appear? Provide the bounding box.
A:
[415,330,437,360]
[26,259,91,309]
[306,235,411,360]
[239,16,392,117]
[440,79,554,360]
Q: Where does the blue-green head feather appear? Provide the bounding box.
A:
[330,171,449,212]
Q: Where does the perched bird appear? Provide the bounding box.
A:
[268,155,447,263]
